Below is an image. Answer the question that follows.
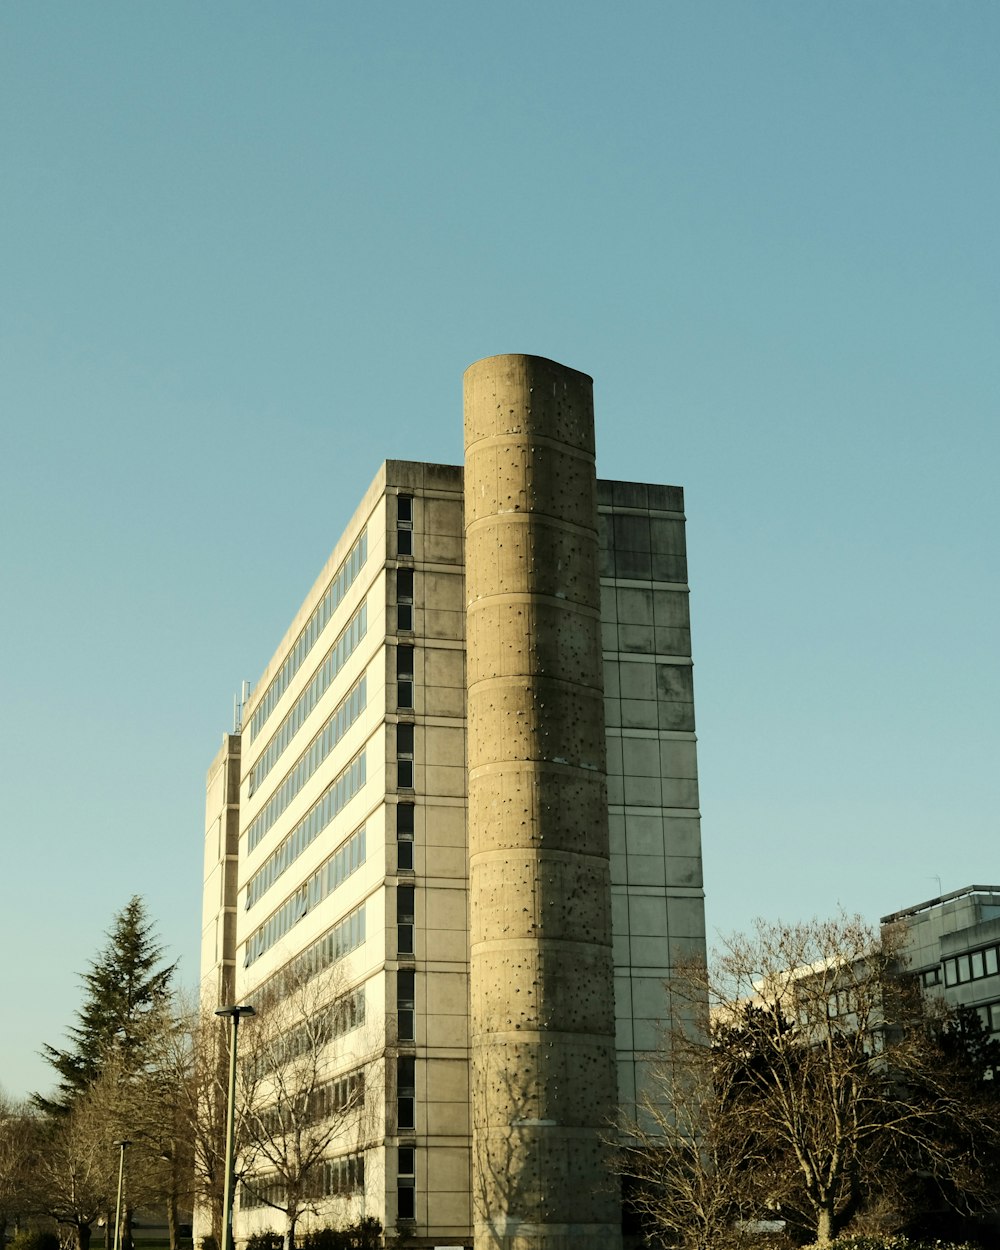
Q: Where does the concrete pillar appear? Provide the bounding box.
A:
[464,355,622,1250]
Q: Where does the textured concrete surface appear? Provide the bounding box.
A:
[464,355,622,1250]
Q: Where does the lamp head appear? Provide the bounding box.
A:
[215,1004,256,1019]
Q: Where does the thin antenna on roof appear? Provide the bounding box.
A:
[233,680,250,734]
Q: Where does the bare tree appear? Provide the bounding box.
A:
[234,966,380,1250]
[0,1092,35,1245]
[184,1006,232,1250]
[614,1017,777,1250]
[617,915,1000,1249]
[25,1082,119,1250]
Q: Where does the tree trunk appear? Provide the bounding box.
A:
[167,1193,179,1250]
[284,1208,298,1250]
[78,1221,93,1250]
[104,1211,112,1250]
[122,1205,134,1250]
[815,1205,835,1247]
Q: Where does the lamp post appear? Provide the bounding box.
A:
[112,1139,131,1250]
[216,1005,256,1250]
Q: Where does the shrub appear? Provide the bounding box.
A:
[825,1238,982,1250]
[245,1233,282,1250]
[302,1231,347,1250]
[301,1221,382,1250]
[8,1233,61,1250]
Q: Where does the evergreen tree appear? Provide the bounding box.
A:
[34,897,176,1114]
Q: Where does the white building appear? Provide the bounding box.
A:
[200,357,707,1249]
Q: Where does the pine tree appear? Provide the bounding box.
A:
[34,897,176,1115]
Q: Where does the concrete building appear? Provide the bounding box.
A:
[199,355,707,1249]
[882,885,1000,1034]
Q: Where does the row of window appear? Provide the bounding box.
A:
[249,602,368,800]
[248,987,367,1078]
[393,534,417,1225]
[246,676,367,863]
[314,1069,365,1120]
[254,1070,365,1141]
[944,945,1000,987]
[245,879,366,970]
[244,826,367,967]
[323,1153,366,1198]
[246,751,366,910]
[248,529,368,744]
[241,1152,366,1209]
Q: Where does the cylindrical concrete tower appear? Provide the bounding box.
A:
[464,355,622,1250]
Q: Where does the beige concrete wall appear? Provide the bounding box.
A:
[464,355,622,1250]
[383,466,472,1244]
[200,732,241,1011]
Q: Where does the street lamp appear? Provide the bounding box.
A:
[216,1005,256,1250]
[112,1139,131,1250]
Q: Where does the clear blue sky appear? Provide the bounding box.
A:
[2,2,997,1101]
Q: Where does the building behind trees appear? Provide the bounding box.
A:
[198,355,707,1249]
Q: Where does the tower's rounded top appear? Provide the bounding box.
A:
[463,354,596,454]
[463,353,593,386]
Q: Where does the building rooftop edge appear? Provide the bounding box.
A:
[881,884,1000,924]
[228,460,685,741]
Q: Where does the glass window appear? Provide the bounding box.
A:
[972,950,986,979]
[398,1145,415,1174]
[398,495,413,524]
[398,680,413,708]
[397,646,414,678]
[397,1095,415,1129]
[397,840,413,871]
[397,568,413,601]
[398,968,415,1005]
[397,804,415,834]
[958,954,972,983]
[398,760,414,789]
[397,1184,415,1220]
[397,885,415,922]
[397,723,414,756]
[397,603,413,631]
[398,1055,415,1092]
[397,528,412,556]
[397,924,414,955]
[398,969,415,1037]
[986,947,999,977]
[944,959,957,987]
